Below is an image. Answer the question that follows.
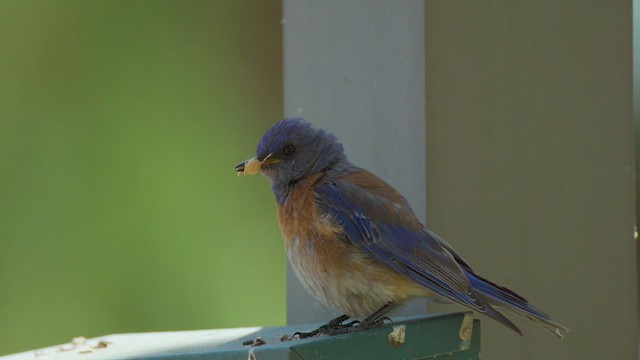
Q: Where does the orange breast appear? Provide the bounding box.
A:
[276,174,431,318]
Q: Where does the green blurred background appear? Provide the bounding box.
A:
[0,0,285,355]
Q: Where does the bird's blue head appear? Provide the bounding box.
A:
[235,118,347,202]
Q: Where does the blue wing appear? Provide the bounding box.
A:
[314,170,523,335]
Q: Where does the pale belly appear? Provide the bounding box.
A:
[286,235,431,318]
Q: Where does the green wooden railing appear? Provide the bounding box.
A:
[0,313,479,360]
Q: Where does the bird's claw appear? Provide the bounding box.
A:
[289,315,392,339]
[292,329,319,339]
[291,315,357,339]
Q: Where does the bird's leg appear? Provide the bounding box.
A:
[292,314,353,339]
[352,302,397,332]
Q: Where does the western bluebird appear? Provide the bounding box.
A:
[235,118,566,338]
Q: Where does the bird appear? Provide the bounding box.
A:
[235,118,567,338]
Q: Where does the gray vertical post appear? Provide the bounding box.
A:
[283,0,426,324]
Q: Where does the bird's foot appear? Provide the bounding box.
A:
[319,316,392,336]
[291,315,392,339]
[345,316,391,334]
[292,314,356,339]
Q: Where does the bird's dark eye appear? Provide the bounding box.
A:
[283,144,296,156]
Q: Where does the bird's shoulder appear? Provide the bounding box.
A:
[314,167,424,232]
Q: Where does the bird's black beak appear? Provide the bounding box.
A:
[234,160,247,173]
